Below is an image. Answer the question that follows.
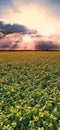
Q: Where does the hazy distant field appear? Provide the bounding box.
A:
[0,51,60,130]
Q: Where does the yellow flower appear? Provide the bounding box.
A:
[53,107,57,112]
[11,121,17,127]
[6,91,10,95]
[40,127,44,130]
[19,117,23,121]
[50,114,57,120]
[34,116,39,122]
[10,106,14,113]
[58,102,60,105]
[29,120,34,126]
[17,112,21,116]
[58,128,60,130]
[47,103,52,107]
[26,109,31,115]
[3,125,10,129]
[48,123,53,127]
[53,97,56,101]
[39,112,44,117]
[16,105,20,109]
[11,88,15,92]
[0,121,3,126]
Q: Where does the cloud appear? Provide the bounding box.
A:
[0,21,28,35]
[0,41,11,49]
[0,21,37,36]
[0,21,60,50]
[0,32,5,39]
[10,44,18,49]
[0,32,35,50]
[35,41,60,50]
[0,32,23,50]
[31,34,42,38]
[0,33,60,50]
[0,1,60,36]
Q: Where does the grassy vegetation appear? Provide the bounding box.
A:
[0,51,60,130]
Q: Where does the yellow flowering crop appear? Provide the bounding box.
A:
[0,51,60,130]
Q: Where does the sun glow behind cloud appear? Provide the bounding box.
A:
[0,0,60,50]
[22,34,35,50]
[23,35,32,43]
[0,3,60,36]
[20,4,57,35]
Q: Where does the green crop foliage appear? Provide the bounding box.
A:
[0,51,60,130]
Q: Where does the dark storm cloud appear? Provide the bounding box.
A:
[0,21,29,35]
[0,41,11,48]
[10,44,18,49]
[35,41,60,50]
[0,32,5,39]
[0,21,37,35]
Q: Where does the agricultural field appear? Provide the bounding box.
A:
[0,51,60,130]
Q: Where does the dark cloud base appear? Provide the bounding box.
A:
[0,21,29,35]
[0,21,60,50]
[0,41,11,48]
[35,41,60,50]
[0,21,37,36]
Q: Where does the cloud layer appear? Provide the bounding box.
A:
[0,21,30,35]
[0,0,60,35]
[0,1,60,50]
[35,41,60,50]
[0,21,60,50]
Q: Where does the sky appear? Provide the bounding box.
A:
[0,0,60,50]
